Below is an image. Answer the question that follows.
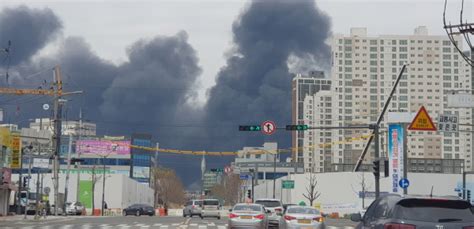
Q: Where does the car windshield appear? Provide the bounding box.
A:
[255,200,281,208]
[233,205,262,212]
[395,199,474,222]
[287,207,320,215]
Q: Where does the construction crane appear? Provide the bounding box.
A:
[0,65,82,216]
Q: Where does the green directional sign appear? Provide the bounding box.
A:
[282,180,295,189]
[79,180,93,209]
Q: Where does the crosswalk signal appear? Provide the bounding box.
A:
[285,125,309,131]
[239,125,262,131]
[247,190,251,199]
[372,160,380,177]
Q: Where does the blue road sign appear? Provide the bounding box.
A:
[240,174,250,180]
[399,178,410,189]
[455,188,461,192]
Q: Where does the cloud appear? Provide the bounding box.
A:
[204,0,332,150]
[0,5,62,67]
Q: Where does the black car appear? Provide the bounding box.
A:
[351,194,474,229]
[123,204,155,216]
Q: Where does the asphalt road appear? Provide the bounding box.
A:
[0,216,357,229]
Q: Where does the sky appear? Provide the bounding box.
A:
[2,0,472,103]
[0,0,472,187]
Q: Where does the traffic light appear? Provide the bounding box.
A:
[468,190,471,201]
[239,125,262,131]
[285,125,309,131]
[22,177,27,188]
[247,190,252,199]
[0,170,3,184]
[384,160,389,177]
[372,160,380,177]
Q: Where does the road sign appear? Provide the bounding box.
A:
[399,178,410,189]
[224,166,232,174]
[282,180,295,189]
[438,114,459,132]
[33,158,50,169]
[408,106,437,131]
[454,188,461,192]
[44,187,51,194]
[42,103,50,111]
[261,120,277,135]
[240,174,250,180]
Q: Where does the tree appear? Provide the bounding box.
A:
[151,167,185,208]
[90,165,101,215]
[351,172,371,209]
[302,172,320,206]
[210,174,242,206]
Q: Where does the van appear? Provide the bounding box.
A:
[200,199,221,219]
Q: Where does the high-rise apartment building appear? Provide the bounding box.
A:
[291,71,331,164]
[303,26,472,172]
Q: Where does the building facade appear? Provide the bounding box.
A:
[30,118,96,137]
[291,72,331,164]
[303,26,472,172]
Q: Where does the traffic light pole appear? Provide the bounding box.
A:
[463,171,474,199]
[373,125,380,199]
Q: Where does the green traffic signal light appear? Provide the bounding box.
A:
[286,125,309,131]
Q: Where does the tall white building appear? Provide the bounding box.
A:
[304,26,472,172]
[291,72,331,164]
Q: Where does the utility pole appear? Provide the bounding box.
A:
[273,153,276,199]
[25,146,32,219]
[63,133,73,214]
[34,119,43,219]
[52,96,63,216]
[76,109,83,202]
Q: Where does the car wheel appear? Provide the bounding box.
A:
[135,210,141,216]
[123,210,127,216]
[217,216,221,220]
[200,215,203,219]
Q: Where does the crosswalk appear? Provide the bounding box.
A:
[3,224,355,229]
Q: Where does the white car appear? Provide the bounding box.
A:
[200,199,221,219]
[254,199,283,227]
[279,206,326,229]
[65,202,85,215]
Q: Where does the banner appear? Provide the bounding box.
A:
[79,180,93,209]
[388,124,404,194]
[10,135,21,169]
[103,135,125,141]
[77,140,130,155]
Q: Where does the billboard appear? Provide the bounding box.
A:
[77,140,130,155]
[10,135,21,169]
[388,124,404,194]
[132,166,150,179]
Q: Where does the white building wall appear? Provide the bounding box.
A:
[254,172,466,215]
[11,173,153,211]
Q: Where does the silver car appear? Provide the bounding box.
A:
[279,206,326,229]
[228,203,269,229]
[183,200,203,217]
[254,199,283,227]
[200,199,221,219]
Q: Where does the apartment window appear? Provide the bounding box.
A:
[399,47,408,52]
[370,54,377,59]
[400,40,408,45]
[370,47,377,52]
[443,47,451,52]
[344,39,352,45]
[443,40,451,46]
[370,40,377,45]
[400,54,408,59]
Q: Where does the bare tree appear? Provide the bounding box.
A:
[351,172,371,209]
[152,167,185,208]
[90,165,101,215]
[210,174,242,206]
[302,172,320,206]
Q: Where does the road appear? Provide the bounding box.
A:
[0,216,357,228]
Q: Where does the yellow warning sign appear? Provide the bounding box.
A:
[408,106,437,131]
